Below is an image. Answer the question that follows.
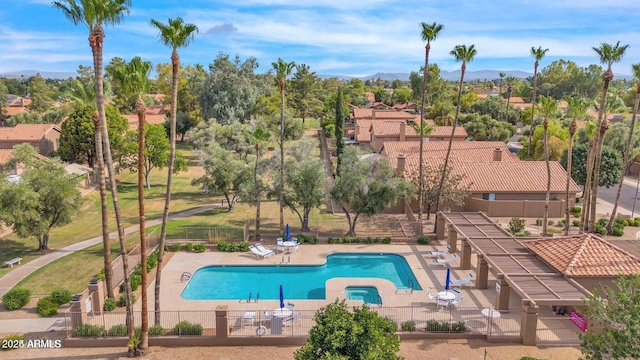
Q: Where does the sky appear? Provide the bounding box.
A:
[1,0,640,78]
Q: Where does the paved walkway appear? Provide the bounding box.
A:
[0,204,220,298]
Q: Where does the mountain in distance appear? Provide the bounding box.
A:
[0,70,76,79]
[320,70,534,82]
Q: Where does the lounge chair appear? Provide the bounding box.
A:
[453,288,461,298]
[255,243,275,258]
[434,253,457,265]
[249,245,274,259]
[427,289,437,304]
[449,296,464,309]
[450,273,474,287]
[427,244,451,257]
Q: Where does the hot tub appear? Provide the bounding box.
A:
[345,286,381,305]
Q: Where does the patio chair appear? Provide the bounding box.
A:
[427,244,451,257]
[286,302,296,311]
[436,297,451,308]
[262,308,273,325]
[449,296,464,309]
[241,311,256,328]
[434,253,457,265]
[450,273,474,287]
[427,289,438,304]
[249,246,269,259]
[453,288,461,298]
[255,243,275,258]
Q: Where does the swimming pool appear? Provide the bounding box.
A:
[181,253,421,300]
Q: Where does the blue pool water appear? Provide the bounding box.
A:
[181,253,421,300]
[345,286,381,305]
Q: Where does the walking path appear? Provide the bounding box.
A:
[0,204,221,298]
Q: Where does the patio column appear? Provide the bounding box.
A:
[216,305,229,339]
[436,212,446,240]
[70,294,88,328]
[476,254,489,289]
[494,274,510,311]
[520,299,539,346]
[88,278,105,315]
[461,239,472,270]
[447,224,457,253]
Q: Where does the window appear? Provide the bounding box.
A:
[482,193,496,201]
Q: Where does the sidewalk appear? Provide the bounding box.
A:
[0,204,220,298]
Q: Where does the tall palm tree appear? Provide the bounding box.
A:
[527,46,549,158]
[111,56,152,354]
[563,96,589,235]
[588,41,629,232]
[434,44,476,228]
[504,76,517,122]
[499,71,506,96]
[272,59,295,234]
[418,22,444,233]
[538,95,557,236]
[607,66,640,232]
[149,16,198,326]
[579,119,598,233]
[52,0,133,354]
[248,126,272,242]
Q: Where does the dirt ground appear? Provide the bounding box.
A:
[0,331,582,360]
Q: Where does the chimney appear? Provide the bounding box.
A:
[399,122,406,141]
[397,154,406,175]
[493,147,502,161]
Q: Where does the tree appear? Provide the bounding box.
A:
[607,64,640,234]
[334,87,346,176]
[52,1,134,353]
[6,112,44,126]
[588,41,629,233]
[26,74,53,113]
[460,114,516,142]
[580,275,640,359]
[561,143,622,188]
[295,299,401,360]
[0,144,84,251]
[290,64,323,124]
[499,71,506,95]
[0,80,8,126]
[409,164,469,219]
[331,147,414,236]
[246,126,271,242]
[539,95,558,236]
[563,96,589,235]
[149,16,198,328]
[435,44,476,231]
[528,46,549,157]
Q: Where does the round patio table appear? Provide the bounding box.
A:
[482,308,501,336]
[273,308,292,318]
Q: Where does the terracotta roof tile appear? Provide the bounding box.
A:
[0,149,13,164]
[0,124,60,141]
[123,106,168,129]
[382,141,519,163]
[509,96,525,103]
[524,234,640,277]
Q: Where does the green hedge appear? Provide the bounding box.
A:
[401,320,416,332]
[327,236,392,244]
[425,320,467,333]
[296,234,318,244]
[73,324,105,337]
[118,293,136,307]
[172,320,203,335]
[51,289,72,305]
[2,288,31,310]
[107,324,128,337]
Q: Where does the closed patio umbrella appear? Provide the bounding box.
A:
[445,267,451,292]
[279,284,285,309]
[285,224,290,241]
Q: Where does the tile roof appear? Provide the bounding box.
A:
[0,124,60,141]
[371,122,467,138]
[123,105,168,129]
[352,108,421,121]
[509,96,525,103]
[0,149,13,164]
[382,141,519,163]
[524,234,640,277]
[355,120,374,142]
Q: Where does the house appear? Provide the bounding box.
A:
[0,124,61,156]
[369,121,467,153]
[392,102,419,112]
[0,147,47,175]
[122,104,168,129]
[4,95,31,123]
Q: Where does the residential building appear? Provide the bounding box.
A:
[0,123,61,155]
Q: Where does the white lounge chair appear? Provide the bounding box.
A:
[427,289,437,304]
[436,297,451,308]
[449,296,464,309]
[450,273,474,287]
[255,243,275,258]
[434,253,457,265]
[427,244,451,257]
[453,288,461,298]
[249,245,274,259]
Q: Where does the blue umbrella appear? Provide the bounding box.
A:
[445,268,451,291]
[279,285,285,309]
[285,224,290,241]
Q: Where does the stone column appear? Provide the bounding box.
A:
[476,254,489,289]
[216,305,229,339]
[436,212,445,240]
[520,300,539,346]
[461,239,472,270]
[88,278,105,315]
[495,274,510,311]
[448,225,457,253]
[70,294,88,328]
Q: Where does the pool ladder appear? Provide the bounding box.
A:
[395,279,414,294]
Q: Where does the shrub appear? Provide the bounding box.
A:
[572,220,582,227]
[417,236,430,245]
[239,241,251,252]
[217,240,238,252]
[547,220,554,226]
[172,320,203,335]
[612,227,624,236]
[96,268,106,281]
[51,289,72,305]
[514,230,531,237]
[401,320,416,332]
[171,243,182,252]
[193,243,206,253]
[597,218,609,227]
[149,324,166,336]
[73,324,105,337]
[571,206,582,217]
[323,124,335,138]
[595,225,607,236]
[635,218,640,227]
[121,273,142,293]
[0,334,24,351]
[146,250,158,272]
[2,288,31,310]
[351,237,361,243]
[383,237,392,244]
[627,219,636,226]
[327,237,334,244]
[535,219,542,226]
[185,242,194,252]
[425,320,467,332]
[103,298,117,312]
[36,296,59,317]
[508,217,526,234]
[107,324,128,337]
[373,237,381,243]
[118,293,136,307]
[557,219,566,227]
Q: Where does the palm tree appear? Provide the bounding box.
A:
[499,71,506,96]
[248,126,272,242]
[434,44,476,228]
[111,56,152,354]
[527,46,549,158]
[52,0,133,354]
[588,41,629,232]
[538,95,557,236]
[271,58,295,234]
[607,66,640,233]
[418,22,444,233]
[149,16,198,326]
[579,120,598,233]
[505,76,517,122]
[563,96,589,235]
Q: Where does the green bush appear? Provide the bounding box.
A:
[185,242,194,252]
[612,227,624,236]
[0,334,24,351]
[614,218,627,227]
[383,237,392,244]
[417,236,430,245]
[2,288,31,310]
[217,240,238,252]
[171,243,182,252]
[121,273,142,293]
[595,225,607,235]
[597,218,609,227]
[149,324,166,336]
[508,217,526,234]
[107,324,128,337]
[103,298,117,312]
[627,219,636,226]
[172,320,203,336]
[571,206,582,217]
[401,320,416,332]
[327,237,334,244]
[239,241,251,252]
[323,124,335,138]
[193,243,206,253]
[96,268,106,281]
[73,324,105,337]
[535,219,543,226]
[351,237,361,243]
[572,220,582,227]
[373,237,381,243]
[425,320,467,332]
[514,230,531,237]
[557,219,566,227]
[118,293,136,307]
[51,289,72,305]
[146,250,158,272]
[635,218,640,227]
[36,296,59,317]
[547,220,554,226]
